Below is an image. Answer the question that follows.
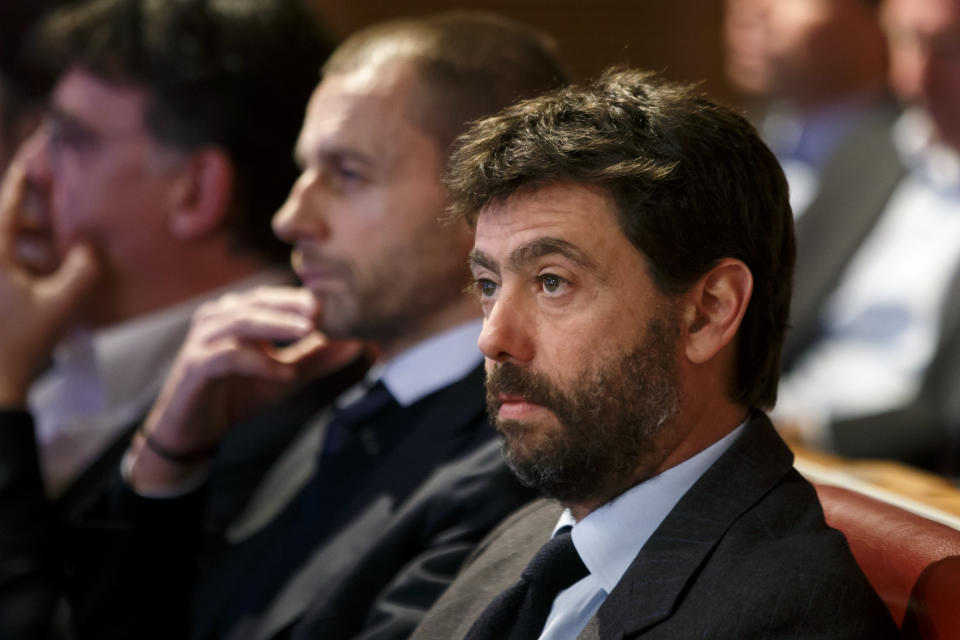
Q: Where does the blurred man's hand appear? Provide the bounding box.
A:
[0,158,100,406]
[128,285,366,491]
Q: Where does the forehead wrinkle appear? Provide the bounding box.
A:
[55,69,151,133]
[295,131,378,168]
[313,62,435,171]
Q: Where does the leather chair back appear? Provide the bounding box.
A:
[815,483,960,638]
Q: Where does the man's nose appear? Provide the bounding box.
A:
[478,289,535,365]
[272,168,330,245]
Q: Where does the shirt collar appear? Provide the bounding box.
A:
[365,319,483,407]
[553,420,748,594]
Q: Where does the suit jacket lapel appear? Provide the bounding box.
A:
[208,352,373,530]
[239,363,489,639]
[596,414,794,638]
[577,615,600,640]
[786,107,905,366]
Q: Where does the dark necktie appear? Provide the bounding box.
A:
[465,527,589,640]
[321,379,397,461]
[223,380,401,624]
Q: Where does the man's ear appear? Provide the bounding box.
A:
[168,147,234,240]
[681,258,753,364]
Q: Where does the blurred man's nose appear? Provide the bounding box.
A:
[272,168,330,245]
[19,127,52,184]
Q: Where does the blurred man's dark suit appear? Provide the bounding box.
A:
[0,354,371,639]
[158,361,536,640]
[785,105,960,473]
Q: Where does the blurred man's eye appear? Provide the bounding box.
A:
[46,117,99,153]
[331,158,367,185]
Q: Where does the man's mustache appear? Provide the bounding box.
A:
[485,363,561,416]
[291,248,354,279]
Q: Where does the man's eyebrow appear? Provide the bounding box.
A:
[469,248,498,274]
[47,106,88,131]
[294,142,375,168]
[508,237,595,271]
[469,237,596,275]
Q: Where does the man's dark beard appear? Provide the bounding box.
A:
[486,319,681,507]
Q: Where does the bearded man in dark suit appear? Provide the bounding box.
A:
[410,68,900,640]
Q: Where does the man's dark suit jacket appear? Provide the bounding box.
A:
[410,413,900,639]
[0,355,373,639]
[786,105,960,473]
[105,362,535,640]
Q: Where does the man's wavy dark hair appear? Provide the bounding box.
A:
[37,0,335,263]
[446,67,795,410]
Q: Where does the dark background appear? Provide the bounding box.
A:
[311,0,739,107]
[0,0,740,112]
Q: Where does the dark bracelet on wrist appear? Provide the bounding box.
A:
[140,430,218,466]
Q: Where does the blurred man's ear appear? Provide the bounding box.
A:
[168,147,234,240]
[680,258,753,364]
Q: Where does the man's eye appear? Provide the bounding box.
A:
[539,274,566,294]
[46,119,97,152]
[476,279,497,298]
[336,166,362,181]
[331,159,366,184]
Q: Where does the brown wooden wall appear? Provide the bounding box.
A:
[310,0,740,108]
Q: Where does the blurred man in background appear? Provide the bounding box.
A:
[724,0,892,216]
[4,0,334,503]
[0,0,337,636]
[124,12,568,640]
[776,0,960,475]
[0,9,569,640]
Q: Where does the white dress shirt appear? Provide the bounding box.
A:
[30,270,289,496]
[355,318,484,408]
[537,421,747,640]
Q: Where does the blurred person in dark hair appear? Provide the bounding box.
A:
[724,0,893,217]
[6,0,336,498]
[0,1,58,178]
[0,8,569,640]
[0,72,41,179]
[0,0,340,636]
